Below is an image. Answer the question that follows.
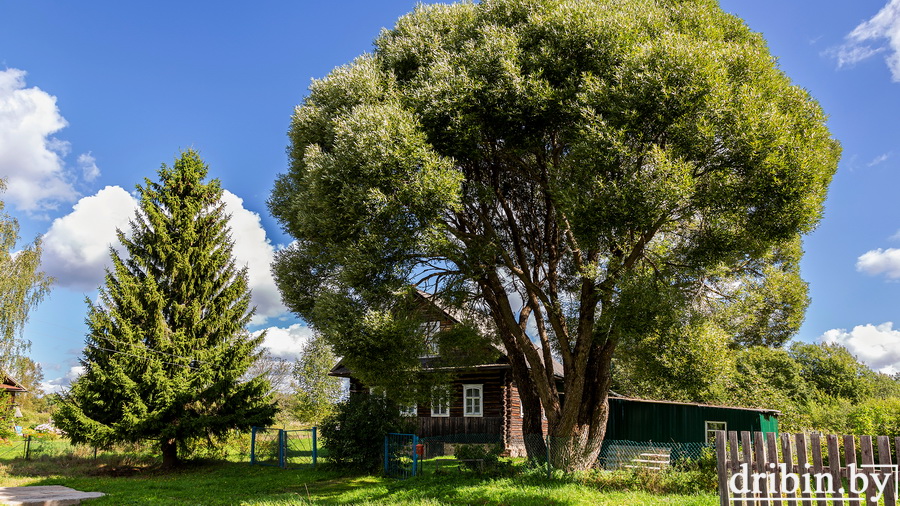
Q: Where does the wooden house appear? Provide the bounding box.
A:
[332,351,557,456]
[329,292,779,458]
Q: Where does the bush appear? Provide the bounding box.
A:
[319,395,412,472]
[454,443,512,475]
[581,467,717,495]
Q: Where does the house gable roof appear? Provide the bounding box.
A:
[0,372,26,393]
[329,289,564,379]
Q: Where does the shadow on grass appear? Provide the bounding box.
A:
[0,454,159,479]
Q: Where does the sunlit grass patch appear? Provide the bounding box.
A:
[0,456,718,505]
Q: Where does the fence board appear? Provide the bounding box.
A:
[826,434,843,506]
[754,432,771,506]
[766,432,782,506]
[861,435,877,502]
[878,436,896,506]
[781,433,797,503]
[795,433,812,506]
[843,435,859,502]
[731,431,745,506]
[718,431,900,505]
[810,433,828,503]
[716,431,729,506]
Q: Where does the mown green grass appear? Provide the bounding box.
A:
[0,457,718,505]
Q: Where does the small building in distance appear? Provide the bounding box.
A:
[606,394,780,445]
[0,373,26,422]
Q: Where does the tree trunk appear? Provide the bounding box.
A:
[548,337,616,472]
[548,398,609,472]
[477,277,549,461]
[161,438,179,468]
[515,366,547,461]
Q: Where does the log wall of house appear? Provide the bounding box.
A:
[450,371,504,418]
[416,416,503,438]
[408,370,509,438]
[347,365,556,457]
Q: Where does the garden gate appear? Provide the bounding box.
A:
[384,432,419,479]
[250,426,317,469]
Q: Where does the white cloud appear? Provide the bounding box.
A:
[821,322,900,374]
[0,68,78,211]
[857,248,900,279]
[41,365,85,394]
[41,186,137,290]
[868,152,892,167]
[221,190,289,325]
[832,0,900,81]
[77,152,100,181]
[252,323,314,360]
[40,186,289,323]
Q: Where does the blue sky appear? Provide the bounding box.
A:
[1,0,899,392]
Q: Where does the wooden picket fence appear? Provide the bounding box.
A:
[715,430,899,506]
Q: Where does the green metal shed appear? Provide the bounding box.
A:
[605,395,779,444]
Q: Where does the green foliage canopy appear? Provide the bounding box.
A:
[56,151,277,466]
[270,0,839,468]
[789,342,880,402]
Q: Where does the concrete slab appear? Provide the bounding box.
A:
[0,485,105,505]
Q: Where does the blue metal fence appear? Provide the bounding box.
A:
[250,427,317,469]
[384,432,419,479]
[284,429,318,469]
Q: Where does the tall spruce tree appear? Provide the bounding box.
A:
[55,151,277,467]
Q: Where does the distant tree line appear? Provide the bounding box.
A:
[614,337,900,435]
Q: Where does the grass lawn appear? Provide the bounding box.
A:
[0,455,719,505]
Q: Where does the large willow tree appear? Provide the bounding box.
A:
[57,151,277,467]
[270,0,839,470]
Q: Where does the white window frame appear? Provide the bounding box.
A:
[705,421,727,444]
[463,384,483,417]
[400,404,417,417]
[431,386,450,417]
[431,398,449,417]
[420,321,441,356]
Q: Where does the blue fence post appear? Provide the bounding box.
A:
[250,426,257,465]
[384,435,390,475]
[279,429,286,469]
[412,434,419,478]
[312,427,318,467]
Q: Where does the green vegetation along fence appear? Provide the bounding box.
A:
[0,436,74,460]
[0,438,162,460]
[392,433,713,476]
[597,439,713,471]
[250,427,317,469]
